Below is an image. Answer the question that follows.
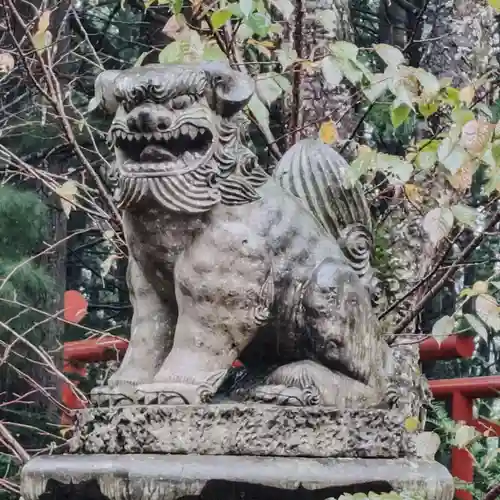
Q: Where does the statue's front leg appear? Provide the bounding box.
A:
[136,249,269,405]
[91,257,176,405]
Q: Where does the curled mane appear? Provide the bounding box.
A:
[214,112,269,206]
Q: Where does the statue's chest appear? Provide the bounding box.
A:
[123,210,207,272]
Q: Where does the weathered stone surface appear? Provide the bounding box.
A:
[21,454,454,500]
[88,62,394,411]
[69,404,413,458]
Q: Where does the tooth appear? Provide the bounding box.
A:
[153,132,162,141]
[181,125,189,136]
[127,134,135,141]
[135,133,142,140]
[172,128,180,138]
[163,131,171,141]
[144,133,153,141]
[188,126,197,139]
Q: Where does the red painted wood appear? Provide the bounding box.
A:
[61,361,87,426]
[63,290,88,323]
[429,376,500,399]
[471,417,500,437]
[419,334,475,361]
[64,337,128,362]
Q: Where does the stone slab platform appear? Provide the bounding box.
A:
[21,454,454,500]
[69,404,414,458]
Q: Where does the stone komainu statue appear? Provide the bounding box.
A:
[89,62,405,410]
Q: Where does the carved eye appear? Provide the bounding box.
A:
[170,95,193,110]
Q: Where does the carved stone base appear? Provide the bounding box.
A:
[21,454,454,500]
[69,404,414,458]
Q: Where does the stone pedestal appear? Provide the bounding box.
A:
[69,404,413,458]
[21,455,454,500]
[20,404,455,500]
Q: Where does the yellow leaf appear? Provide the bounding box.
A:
[60,426,73,438]
[319,120,338,145]
[32,30,52,54]
[404,183,422,204]
[459,86,475,106]
[472,281,489,295]
[461,119,493,155]
[38,10,51,33]
[447,160,477,191]
[404,416,420,433]
[0,53,15,73]
[55,180,79,218]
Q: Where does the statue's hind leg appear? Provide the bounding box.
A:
[91,257,176,405]
[299,258,390,392]
[247,360,384,409]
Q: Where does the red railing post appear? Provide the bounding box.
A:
[451,391,474,500]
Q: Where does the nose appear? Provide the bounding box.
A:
[126,105,171,133]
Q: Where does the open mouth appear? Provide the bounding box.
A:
[111,124,213,171]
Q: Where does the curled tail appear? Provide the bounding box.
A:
[273,139,376,294]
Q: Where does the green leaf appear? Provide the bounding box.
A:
[431,315,454,343]
[330,41,358,61]
[391,104,411,129]
[245,11,271,37]
[465,313,488,342]
[239,0,253,17]
[363,73,387,102]
[452,108,475,127]
[211,9,233,29]
[338,59,363,84]
[450,204,478,228]
[444,87,461,109]
[437,137,469,173]
[202,43,227,61]
[373,44,405,67]
[413,432,441,460]
[321,56,343,88]
[422,207,454,245]
[385,155,413,183]
[228,3,244,16]
[415,151,437,170]
[414,68,440,96]
[158,41,184,63]
[349,147,377,182]
[275,43,297,69]
[454,424,478,448]
[418,101,439,119]
[172,0,182,14]
[255,73,286,106]
[475,294,500,330]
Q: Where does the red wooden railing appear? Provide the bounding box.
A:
[61,291,499,500]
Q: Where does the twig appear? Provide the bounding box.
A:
[0,422,30,463]
[391,209,500,336]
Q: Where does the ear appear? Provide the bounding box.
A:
[88,70,121,116]
[200,62,254,117]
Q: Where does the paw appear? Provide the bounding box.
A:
[90,384,136,407]
[136,381,215,405]
[249,384,321,406]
